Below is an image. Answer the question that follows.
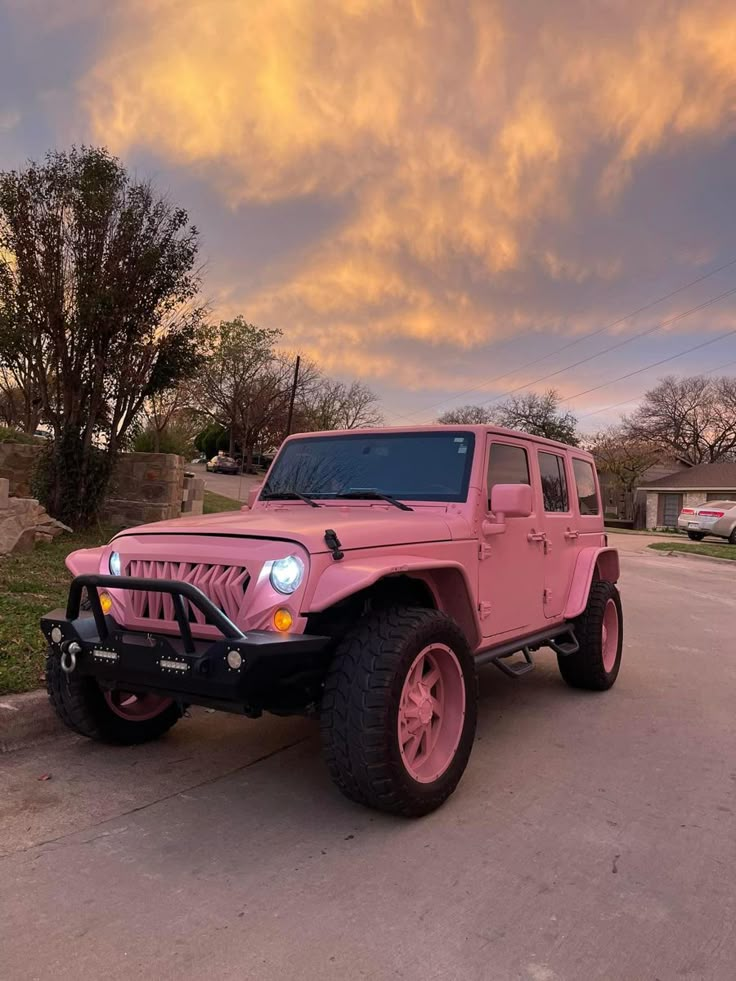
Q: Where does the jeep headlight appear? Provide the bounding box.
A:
[109,551,122,576]
[270,555,304,594]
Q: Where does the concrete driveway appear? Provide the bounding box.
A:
[1,551,735,980]
[605,530,683,554]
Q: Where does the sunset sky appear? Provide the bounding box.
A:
[1,0,736,430]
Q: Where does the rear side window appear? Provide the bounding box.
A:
[538,452,569,512]
[572,458,600,515]
[487,442,530,495]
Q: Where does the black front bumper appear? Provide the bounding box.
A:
[41,574,331,716]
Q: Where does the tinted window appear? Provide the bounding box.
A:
[539,452,569,512]
[572,458,600,515]
[487,443,530,506]
[263,431,475,503]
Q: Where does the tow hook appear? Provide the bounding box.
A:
[60,641,81,674]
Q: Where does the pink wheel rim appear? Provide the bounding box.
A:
[601,599,619,673]
[398,643,466,784]
[103,690,173,721]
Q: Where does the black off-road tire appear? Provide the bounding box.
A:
[46,650,181,745]
[687,531,705,542]
[320,607,477,817]
[557,580,623,691]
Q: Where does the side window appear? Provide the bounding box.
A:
[487,442,530,507]
[538,452,569,512]
[572,458,600,515]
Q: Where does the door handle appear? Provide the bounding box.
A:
[564,529,580,541]
[527,531,546,543]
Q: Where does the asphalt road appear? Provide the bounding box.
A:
[195,463,263,502]
[1,551,735,980]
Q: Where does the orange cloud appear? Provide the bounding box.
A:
[82,0,736,382]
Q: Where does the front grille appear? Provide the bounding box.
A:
[125,560,250,625]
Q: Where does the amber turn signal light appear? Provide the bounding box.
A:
[273,608,293,632]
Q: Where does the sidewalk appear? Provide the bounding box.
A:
[605,531,682,554]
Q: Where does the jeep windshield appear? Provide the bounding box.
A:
[262,431,475,504]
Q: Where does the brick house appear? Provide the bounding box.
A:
[598,456,691,528]
[639,462,736,530]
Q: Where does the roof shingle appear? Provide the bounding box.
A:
[640,461,736,490]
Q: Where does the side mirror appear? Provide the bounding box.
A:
[246,482,263,509]
[482,484,533,536]
[490,483,533,518]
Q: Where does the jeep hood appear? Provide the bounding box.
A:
[112,506,464,554]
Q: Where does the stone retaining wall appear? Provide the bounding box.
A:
[182,472,205,516]
[0,442,43,497]
[104,452,186,527]
[0,442,194,527]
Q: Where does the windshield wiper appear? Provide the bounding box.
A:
[335,489,413,511]
[261,490,321,508]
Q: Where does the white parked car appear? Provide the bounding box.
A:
[678,501,736,544]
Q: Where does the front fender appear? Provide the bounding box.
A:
[564,547,620,620]
[306,554,480,646]
[307,555,469,611]
[66,546,106,577]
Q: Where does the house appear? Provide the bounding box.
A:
[598,456,691,527]
[639,462,736,530]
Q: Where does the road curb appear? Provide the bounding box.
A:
[647,547,736,568]
[0,690,63,753]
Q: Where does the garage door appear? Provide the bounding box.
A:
[662,493,683,526]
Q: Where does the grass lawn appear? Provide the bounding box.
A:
[605,526,682,537]
[648,541,736,561]
[0,524,119,696]
[203,489,242,513]
[0,494,243,695]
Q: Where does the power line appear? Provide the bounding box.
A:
[388,254,736,422]
[470,284,736,410]
[562,330,736,410]
[577,356,736,421]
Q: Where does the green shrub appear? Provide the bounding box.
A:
[133,426,196,458]
[0,426,43,444]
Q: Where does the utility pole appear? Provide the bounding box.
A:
[285,355,301,437]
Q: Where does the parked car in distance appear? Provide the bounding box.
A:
[42,425,621,817]
[250,452,274,470]
[678,501,736,543]
[206,454,240,474]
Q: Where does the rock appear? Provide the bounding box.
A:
[0,493,71,557]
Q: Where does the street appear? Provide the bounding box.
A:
[1,550,734,981]
[194,463,263,502]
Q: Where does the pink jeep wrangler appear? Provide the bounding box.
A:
[42,426,622,816]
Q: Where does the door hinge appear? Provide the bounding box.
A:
[543,588,552,603]
[478,601,492,619]
[479,542,492,560]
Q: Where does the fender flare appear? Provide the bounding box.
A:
[306,554,481,647]
[564,547,620,620]
[66,546,106,577]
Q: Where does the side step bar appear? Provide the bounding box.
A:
[475,625,579,679]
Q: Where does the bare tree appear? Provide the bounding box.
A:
[193,317,281,454]
[140,385,202,453]
[494,389,579,445]
[303,379,383,431]
[438,404,495,425]
[0,364,42,433]
[587,428,661,496]
[624,375,736,464]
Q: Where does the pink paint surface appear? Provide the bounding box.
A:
[65,426,618,652]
